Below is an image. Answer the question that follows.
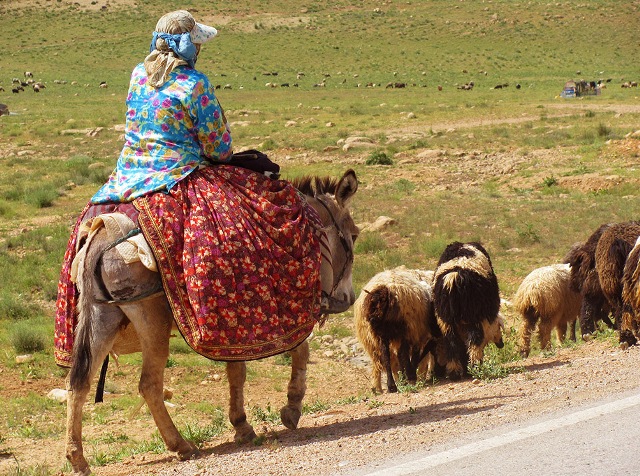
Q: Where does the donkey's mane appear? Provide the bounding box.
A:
[290,175,340,197]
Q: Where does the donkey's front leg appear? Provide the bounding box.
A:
[227,361,257,443]
[280,340,309,429]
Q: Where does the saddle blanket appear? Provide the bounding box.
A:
[54,166,324,367]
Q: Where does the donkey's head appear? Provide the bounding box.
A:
[294,169,359,314]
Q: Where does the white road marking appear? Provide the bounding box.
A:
[363,392,640,476]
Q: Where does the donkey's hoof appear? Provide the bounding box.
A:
[280,405,301,430]
[234,426,257,444]
[177,444,199,461]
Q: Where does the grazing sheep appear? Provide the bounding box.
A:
[514,263,581,358]
[594,222,640,339]
[565,225,614,338]
[24,71,33,78]
[621,237,640,347]
[432,241,504,380]
[354,266,438,393]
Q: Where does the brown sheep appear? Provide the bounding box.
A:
[621,236,640,347]
[594,222,640,342]
[515,263,581,358]
[565,225,614,338]
[354,266,438,393]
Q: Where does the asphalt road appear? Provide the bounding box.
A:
[355,389,640,476]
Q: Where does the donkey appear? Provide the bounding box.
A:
[65,169,359,476]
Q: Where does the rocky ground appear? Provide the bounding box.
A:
[99,338,640,476]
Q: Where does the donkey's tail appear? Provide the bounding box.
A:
[68,236,102,391]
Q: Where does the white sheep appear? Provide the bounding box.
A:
[354,266,437,393]
[514,263,581,357]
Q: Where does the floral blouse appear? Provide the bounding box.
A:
[91,63,233,203]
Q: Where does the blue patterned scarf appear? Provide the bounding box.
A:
[150,32,197,68]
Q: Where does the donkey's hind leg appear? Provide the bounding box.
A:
[120,297,198,460]
[280,339,309,429]
[227,361,257,443]
[66,304,126,476]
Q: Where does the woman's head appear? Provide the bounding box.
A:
[153,10,218,46]
[144,10,218,87]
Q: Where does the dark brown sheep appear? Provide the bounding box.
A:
[565,225,614,338]
[432,241,504,380]
[594,222,640,344]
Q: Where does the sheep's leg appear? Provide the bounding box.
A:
[66,304,124,476]
[467,322,486,367]
[371,358,384,394]
[555,320,568,344]
[568,319,577,342]
[538,318,553,351]
[408,346,422,383]
[381,338,397,393]
[227,361,257,443]
[619,304,638,348]
[439,323,465,380]
[121,298,197,460]
[579,298,599,337]
[397,341,416,384]
[280,340,309,430]
[519,307,537,358]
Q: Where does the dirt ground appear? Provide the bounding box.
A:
[2,103,640,475]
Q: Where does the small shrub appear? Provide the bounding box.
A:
[542,176,558,187]
[395,372,425,393]
[250,404,280,424]
[355,232,387,254]
[366,151,393,166]
[597,123,611,138]
[393,178,415,194]
[0,294,40,321]
[273,352,292,366]
[165,357,178,368]
[180,410,226,447]
[302,400,330,414]
[516,223,540,243]
[11,321,47,353]
[28,187,60,208]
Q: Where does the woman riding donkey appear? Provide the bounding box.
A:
[55,10,342,378]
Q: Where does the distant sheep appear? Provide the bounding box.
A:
[354,266,438,393]
[433,241,504,380]
[514,263,581,358]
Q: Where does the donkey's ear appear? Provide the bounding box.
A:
[335,169,358,208]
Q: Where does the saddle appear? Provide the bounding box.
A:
[228,149,280,179]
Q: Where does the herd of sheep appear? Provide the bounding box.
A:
[354,221,640,393]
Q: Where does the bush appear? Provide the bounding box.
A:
[11,321,47,353]
[366,151,393,165]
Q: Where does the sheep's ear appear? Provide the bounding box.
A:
[336,169,358,208]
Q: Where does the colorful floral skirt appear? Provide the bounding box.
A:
[54,165,324,367]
